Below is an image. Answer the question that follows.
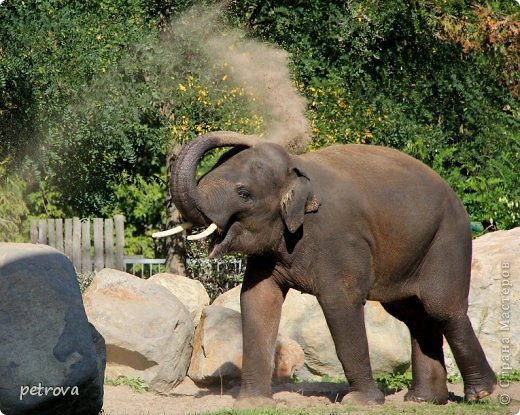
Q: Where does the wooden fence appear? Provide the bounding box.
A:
[30,215,125,273]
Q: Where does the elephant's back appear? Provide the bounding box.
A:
[305,144,434,177]
[303,144,449,196]
[300,143,467,237]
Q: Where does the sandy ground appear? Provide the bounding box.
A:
[102,379,520,415]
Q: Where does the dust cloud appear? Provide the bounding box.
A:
[169,4,312,153]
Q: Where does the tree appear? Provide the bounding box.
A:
[0,0,518,256]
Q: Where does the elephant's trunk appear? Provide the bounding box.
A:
[171,131,259,226]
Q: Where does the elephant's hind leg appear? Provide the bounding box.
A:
[382,299,449,404]
[440,314,497,401]
[417,227,496,402]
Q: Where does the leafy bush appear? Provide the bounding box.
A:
[0,159,29,241]
[375,371,413,392]
[1,0,518,251]
[185,237,244,300]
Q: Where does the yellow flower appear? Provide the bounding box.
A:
[337,99,350,111]
[178,83,187,92]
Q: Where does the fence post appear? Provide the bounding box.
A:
[55,219,64,253]
[104,218,114,269]
[64,218,73,259]
[47,219,56,249]
[81,220,91,273]
[93,218,104,271]
[114,215,125,271]
[30,221,38,244]
[38,219,47,244]
[72,217,81,272]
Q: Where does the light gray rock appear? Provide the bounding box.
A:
[83,268,194,394]
[188,305,304,385]
[149,273,209,327]
[444,227,520,375]
[0,243,105,415]
[213,285,411,380]
[211,283,241,311]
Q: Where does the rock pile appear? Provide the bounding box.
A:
[3,226,516,413]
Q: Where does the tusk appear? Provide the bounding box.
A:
[152,223,192,238]
[187,223,218,241]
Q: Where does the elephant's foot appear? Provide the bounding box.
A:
[464,373,497,402]
[342,388,385,405]
[234,396,276,409]
[404,387,448,405]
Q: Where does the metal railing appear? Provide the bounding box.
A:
[124,257,166,278]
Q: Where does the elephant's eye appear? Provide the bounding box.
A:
[237,187,251,200]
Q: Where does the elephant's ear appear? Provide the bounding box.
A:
[281,168,320,233]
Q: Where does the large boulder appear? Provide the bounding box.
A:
[83,268,194,393]
[0,243,105,415]
[212,285,410,379]
[188,305,304,385]
[148,273,210,327]
[445,227,520,375]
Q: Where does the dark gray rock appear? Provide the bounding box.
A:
[0,243,105,415]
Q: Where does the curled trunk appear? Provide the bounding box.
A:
[171,131,258,226]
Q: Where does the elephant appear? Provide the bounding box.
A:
[155,131,496,407]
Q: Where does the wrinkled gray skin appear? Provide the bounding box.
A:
[171,132,496,407]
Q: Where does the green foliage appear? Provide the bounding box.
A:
[185,237,244,300]
[101,172,166,257]
[0,0,518,247]
[375,371,413,391]
[497,369,520,382]
[0,159,29,241]
[0,0,155,161]
[104,375,148,393]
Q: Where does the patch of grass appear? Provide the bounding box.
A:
[448,373,464,384]
[318,375,346,383]
[498,369,520,382]
[204,398,511,415]
[448,370,520,385]
[104,376,148,393]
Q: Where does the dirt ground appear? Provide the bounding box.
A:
[102,379,520,415]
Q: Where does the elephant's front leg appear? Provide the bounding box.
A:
[236,260,286,408]
[318,292,385,405]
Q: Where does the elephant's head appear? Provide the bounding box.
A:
[157,132,320,257]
